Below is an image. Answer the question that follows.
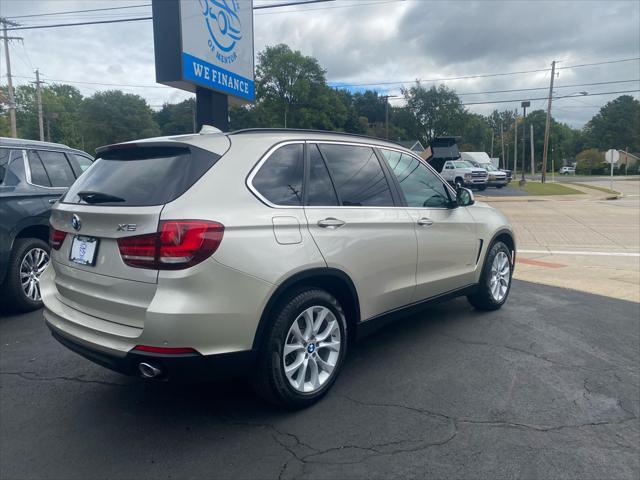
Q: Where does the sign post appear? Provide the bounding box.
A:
[152,0,255,132]
[605,149,619,192]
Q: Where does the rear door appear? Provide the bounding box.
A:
[380,149,478,300]
[303,143,417,321]
[49,144,223,328]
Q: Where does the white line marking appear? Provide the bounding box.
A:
[519,249,640,258]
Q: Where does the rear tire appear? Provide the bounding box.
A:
[252,287,348,409]
[467,241,512,311]
[479,185,487,191]
[1,238,50,313]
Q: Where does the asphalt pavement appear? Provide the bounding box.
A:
[1,280,638,480]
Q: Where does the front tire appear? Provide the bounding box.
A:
[1,238,50,313]
[467,241,512,311]
[253,288,348,409]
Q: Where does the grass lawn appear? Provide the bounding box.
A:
[513,181,584,195]
[570,183,621,195]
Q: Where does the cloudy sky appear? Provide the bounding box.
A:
[2,0,639,128]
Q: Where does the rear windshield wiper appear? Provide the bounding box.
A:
[77,191,126,204]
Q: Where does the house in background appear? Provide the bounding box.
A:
[397,140,426,154]
[618,150,639,170]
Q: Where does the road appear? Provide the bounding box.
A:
[1,281,638,479]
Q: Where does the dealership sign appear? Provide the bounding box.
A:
[152,0,255,102]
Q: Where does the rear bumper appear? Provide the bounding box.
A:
[47,321,256,381]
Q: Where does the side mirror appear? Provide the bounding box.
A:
[456,187,475,207]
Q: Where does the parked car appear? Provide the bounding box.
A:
[438,160,489,190]
[41,129,515,408]
[0,138,93,312]
[460,152,510,188]
[465,160,509,188]
[559,166,576,175]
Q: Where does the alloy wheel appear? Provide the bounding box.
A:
[489,251,510,302]
[20,247,49,302]
[282,305,341,393]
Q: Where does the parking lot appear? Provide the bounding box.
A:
[1,279,638,479]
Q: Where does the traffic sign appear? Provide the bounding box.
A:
[605,149,620,164]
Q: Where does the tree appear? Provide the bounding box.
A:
[155,98,195,136]
[255,44,333,129]
[80,90,160,153]
[402,83,466,144]
[459,112,492,152]
[575,148,605,175]
[583,95,640,152]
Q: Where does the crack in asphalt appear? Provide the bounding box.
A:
[0,371,129,387]
[436,333,635,374]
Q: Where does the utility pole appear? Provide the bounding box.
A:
[530,124,535,176]
[520,101,530,186]
[500,122,505,169]
[33,69,45,141]
[381,95,398,140]
[490,130,494,158]
[541,60,556,183]
[1,17,22,138]
[513,118,517,175]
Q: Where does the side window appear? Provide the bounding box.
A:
[0,149,11,184]
[306,145,339,206]
[252,143,304,206]
[319,144,394,207]
[2,150,25,187]
[37,150,76,187]
[69,153,93,176]
[27,151,52,187]
[381,150,452,208]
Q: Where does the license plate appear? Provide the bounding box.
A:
[70,235,98,266]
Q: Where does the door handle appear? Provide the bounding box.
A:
[317,217,346,229]
[48,196,61,205]
[417,217,434,226]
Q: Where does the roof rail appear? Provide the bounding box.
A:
[227,128,404,147]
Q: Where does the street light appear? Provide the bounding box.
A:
[520,101,530,186]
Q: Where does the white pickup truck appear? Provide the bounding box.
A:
[439,160,488,190]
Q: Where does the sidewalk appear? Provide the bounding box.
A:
[486,191,640,302]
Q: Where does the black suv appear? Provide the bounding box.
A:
[0,138,93,312]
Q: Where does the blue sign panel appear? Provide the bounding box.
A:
[182,52,254,101]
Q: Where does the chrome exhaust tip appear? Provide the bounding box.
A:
[138,362,163,379]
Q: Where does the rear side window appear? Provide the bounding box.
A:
[319,144,394,207]
[0,149,11,184]
[252,143,304,206]
[68,153,93,176]
[64,146,220,206]
[27,151,51,187]
[37,150,76,187]
[307,145,339,206]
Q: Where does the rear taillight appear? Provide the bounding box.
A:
[49,228,67,250]
[117,220,224,270]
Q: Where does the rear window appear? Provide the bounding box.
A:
[63,146,220,206]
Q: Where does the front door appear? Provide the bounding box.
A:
[379,149,479,301]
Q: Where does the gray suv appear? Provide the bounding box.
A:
[41,129,515,408]
[0,137,93,312]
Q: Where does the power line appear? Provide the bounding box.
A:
[5,0,340,29]
[457,79,640,97]
[461,89,640,106]
[7,4,151,19]
[331,57,640,87]
[6,0,336,20]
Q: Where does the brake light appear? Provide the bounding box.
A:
[117,220,224,270]
[49,228,67,250]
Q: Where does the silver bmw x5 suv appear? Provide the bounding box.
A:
[42,129,515,408]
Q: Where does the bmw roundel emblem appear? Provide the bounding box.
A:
[71,214,81,231]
